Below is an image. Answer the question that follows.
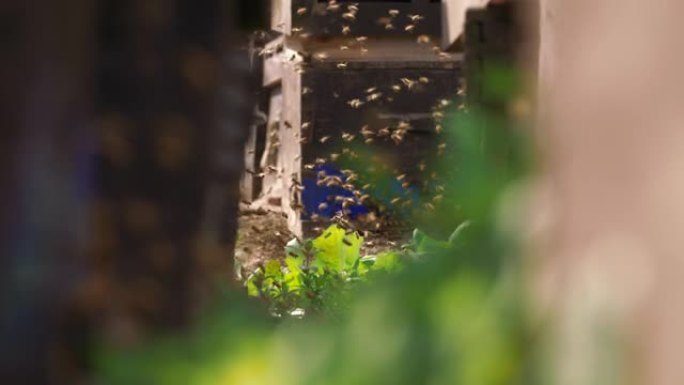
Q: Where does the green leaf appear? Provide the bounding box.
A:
[311,225,363,272]
[246,274,260,297]
[284,256,304,290]
[372,252,402,272]
[264,260,283,279]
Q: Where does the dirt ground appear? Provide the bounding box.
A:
[235,209,409,275]
[235,210,292,274]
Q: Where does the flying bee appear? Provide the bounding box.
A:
[318,202,328,211]
[419,76,429,84]
[347,98,364,108]
[319,135,331,143]
[433,111,445,120]
[315,157,327,165]
[330,153,340,161]
[378,126,390,136]
[364,138,374,145]
[404,24,416,33]
[391,84,402,92]
[355,36,368,42]
[401,181,410,189]
[302,122,311,130]
[389,9,400,17]
[366,92,383,102]
[304,163,315,170]
[327,0,340,12]
[362,183,372,190]
[326,176,343,187]
[365,86,377,94]
[296,7,307,15]
[341,132,355,142]
[435,124,443,134]
[437,143,447,154]
[384,22,395,30]
[340,45,349,50]
[342,25,351,35]
[360,47,369,54]
[424,202,436,211]
[390,197,402,205]
[360,125,374,138]
[396,174,406,182]
[416,35,431,44]
[342,12,356,21]
[391,131,405,144]
[433,194,443,203]
[337,62,348,69]
[400,77,417,90]
[303,87,312,95]
[408,14,425,22]
[436,185,445,193]
[317,170,327,179]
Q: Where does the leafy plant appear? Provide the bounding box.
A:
[244,225,403,318]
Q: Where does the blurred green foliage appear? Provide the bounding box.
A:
[98,65,541,385]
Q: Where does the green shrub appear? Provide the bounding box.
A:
[245,225,403,318]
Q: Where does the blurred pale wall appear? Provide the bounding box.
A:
[535,1,684,384]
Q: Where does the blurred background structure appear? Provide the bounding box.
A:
[242,0,519,237]
[0,0,259,383]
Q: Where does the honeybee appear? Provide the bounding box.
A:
[342,12,356,21]
[347,99,364,108]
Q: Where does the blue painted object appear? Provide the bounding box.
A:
[301,164,369,219]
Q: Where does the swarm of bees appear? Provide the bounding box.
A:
[248,3,466,236]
